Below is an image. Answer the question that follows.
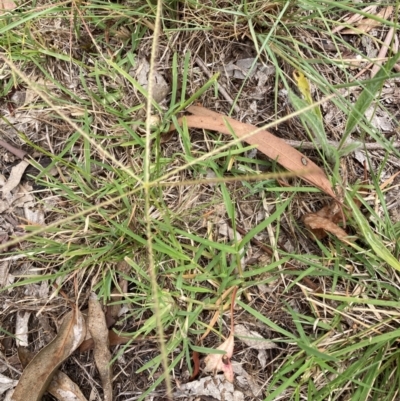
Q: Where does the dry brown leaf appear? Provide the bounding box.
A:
[16,347,31,369]
[11,308,86,401]
[204,333,234,383]
[203,334,234,383]
[315,203,343,223]
[0,260,12,289]
[203,287,238,383]
[175,375,243,401]
[332,5,377,33]
[105,261,129,328]
[17,347,88,401]
[0,140,27,160]
[88,292,113,401]
[302,202,344,240]
[234,324,277,350]
[47,371,88,401]
[171,106,336,199]
[341,6,393,34]
[0,373,18,395]
[0,161,29,198]
[108,330,132,346]
[15,312,30,347]
[79,329,132,352]
[0,0,16,13]
[78,337,94,353]
[105,299,119,328]
[371,24,395,78]
[303,214,349,242]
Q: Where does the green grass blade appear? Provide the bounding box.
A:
[344,52,400,138]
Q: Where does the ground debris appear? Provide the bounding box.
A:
[221,57,275,100]
[174,375,244,401]
[0,373,18,396]
[302,201,348,242]
[11,308,86,401]
[364,105,394,132]
[88,292,113,401]
[233,364,263,398]
[132,58,170,104]
[15,311,30,347]
[47,370,89,401]
[235,324,277,370]
[303,214,349,242]
[0,260,13,289]
[1,161,29,199]
[0,0,16,13]
[234,324,277,350]
[18,347,88,401]
[222,58,275,81]
[203,334,234,383]
[340,6,393,34]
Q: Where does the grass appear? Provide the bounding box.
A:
[1,0,400,400]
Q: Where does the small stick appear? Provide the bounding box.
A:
[283,139,400,151]
[195,57,241,114]
[229,286,238,334]
[371,23,395,78]
[0,139,27,160]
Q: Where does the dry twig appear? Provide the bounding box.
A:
[284,139,400,151]
[195,57,241,114]
[0,139,27,160]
